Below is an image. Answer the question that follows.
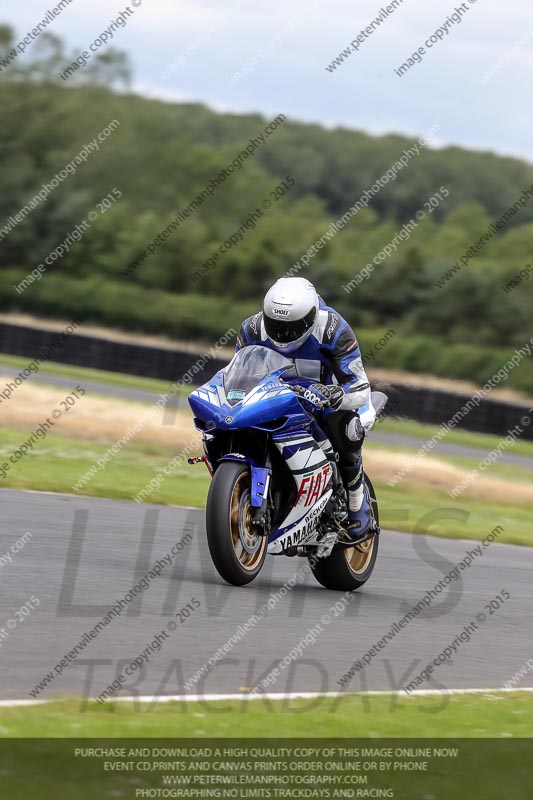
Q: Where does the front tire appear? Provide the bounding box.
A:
[206,462,267,586]
[309,473,380,591]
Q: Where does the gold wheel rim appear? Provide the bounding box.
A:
[345,491,377,576]
[229,472,266,572]
[345,536,375,575]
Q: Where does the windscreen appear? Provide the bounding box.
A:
[223,345,296,402]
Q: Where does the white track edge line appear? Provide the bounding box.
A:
[2,687,533,708]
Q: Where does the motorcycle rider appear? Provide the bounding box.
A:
[235,276,375,542]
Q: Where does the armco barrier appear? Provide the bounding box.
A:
[373,382,533,441]
[0,320,531,440]
[0,320,228,381]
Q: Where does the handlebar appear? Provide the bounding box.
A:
[286,383,308,396]
[282,379,369,396]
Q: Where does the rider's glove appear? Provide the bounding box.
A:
[300,384,345,413]
[300,384,331,413]
[320,384,345,411]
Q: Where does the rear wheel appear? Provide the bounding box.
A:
[206,461,267,586]
[309,473,379,591]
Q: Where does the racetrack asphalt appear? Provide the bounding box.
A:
[1,489,530,702]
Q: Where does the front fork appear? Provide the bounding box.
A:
[189,451,272,534]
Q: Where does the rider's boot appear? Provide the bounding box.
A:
[339,454,372,543]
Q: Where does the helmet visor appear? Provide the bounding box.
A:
[264,306,317,344]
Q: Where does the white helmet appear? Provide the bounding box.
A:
[263,277,319,353]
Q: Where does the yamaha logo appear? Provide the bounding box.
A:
[225,416,233,424]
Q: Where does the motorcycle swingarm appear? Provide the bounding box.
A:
[334,526,380,550]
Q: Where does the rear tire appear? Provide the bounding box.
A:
[206,461,267,586]
[309,473,380,591]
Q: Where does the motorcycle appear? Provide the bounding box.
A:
[188,344,388,591]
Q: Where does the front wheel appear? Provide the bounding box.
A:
[309,473,380,591]
[206,461,268,586]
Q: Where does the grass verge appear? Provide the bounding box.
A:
[1,695,532,798]
[3,354,533,456]
[376,417,533,458]
[1,692,532,737]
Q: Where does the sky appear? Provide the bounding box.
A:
[7,0,533,162]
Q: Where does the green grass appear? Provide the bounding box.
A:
[1,695,532,799]
[429,453,532,484]
[372,481,532,545]
[1,692,532,737]
[366,438,532,484]
[0,428,209,507]
[377,417,533,458]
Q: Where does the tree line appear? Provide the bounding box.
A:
[1,25,532,392]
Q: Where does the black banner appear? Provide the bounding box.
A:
[0,738,531,799]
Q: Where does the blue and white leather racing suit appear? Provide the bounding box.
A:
[235,297,375,533]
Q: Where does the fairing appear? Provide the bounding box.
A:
[188,345,335,552]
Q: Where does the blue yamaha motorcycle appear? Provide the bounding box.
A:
[188,345,387,590]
